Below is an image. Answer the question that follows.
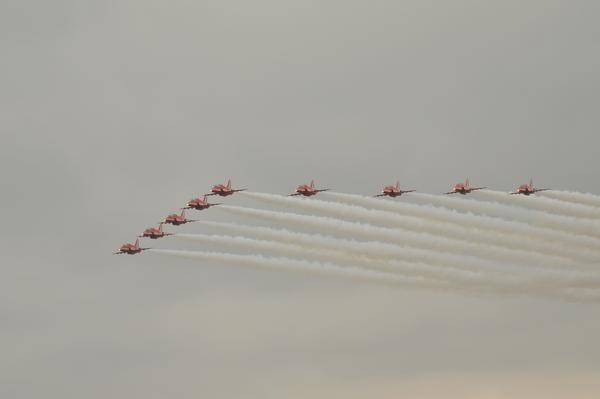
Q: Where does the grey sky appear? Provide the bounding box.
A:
[2,1,600,397]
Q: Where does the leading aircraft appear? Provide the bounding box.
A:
[206,179,246,197]
[163,210,198,226]
[138,223,172,239]
[183,195,221,210]
[510,179,549,195]
[374,181,415,197]
[114,238,150,255]
[444,178,486,195]
[289,180,329,197]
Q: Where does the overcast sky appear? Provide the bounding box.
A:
[2,1,600,398]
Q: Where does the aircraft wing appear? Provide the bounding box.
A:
[288,193,302,196]
[315,189,329,193]
[232,189,247,193]
[471,187,487,191]
[534,189,550,193]
[373,193,386,197]
[401,190,416,194]
[113,251,124,255]
[444,191,457,195]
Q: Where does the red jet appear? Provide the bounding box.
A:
[206,179,246,197]
[163,210,198,226]
[289,180,329,197]
[114,238,150,255]
[510,179,549,195]
[445,178,486,195]
[183,195,222,210]
[374,181,415,197]
[139,223,172,239]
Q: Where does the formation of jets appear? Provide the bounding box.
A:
[115,179,246,255]
[115,178,550,254]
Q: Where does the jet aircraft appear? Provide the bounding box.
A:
[183,195,221,210]
[206,179,246,197]
[510,179,549,195]
[289,180,329,197]
[114,238,150,255]
[444,178,486,195]
[374,181,415,197]
[163,210,197,226]
[139,223,172,239]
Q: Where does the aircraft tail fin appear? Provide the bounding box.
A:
[134,238,140,248]
[396,180,400,189]
[466,177,470,188]
[310,180,314,188]
[227,179,231,189]
[530,178,533,188]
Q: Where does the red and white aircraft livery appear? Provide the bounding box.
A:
[206,179,246,197]
[163,210,197,226]
[139,223,172,239]
[374,181,415,197]
[510,179,549,195]
[114,238,150,255]
[183,195,221,210]
[289,180,329,197]
[445,178,486,195]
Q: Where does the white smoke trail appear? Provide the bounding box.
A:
[174,233,490,285]
[176,230,600,291]
[192,221,512,275]
[540,190,600,209]
[193,221,600,283]
[475,190,600,220]
[322,191,600,260]
[239,192,599,265]
[217,205,590,273]
[176,232,420,275]
[407,192,600,240]
[150,249,450,290]
[151,249,599,302]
